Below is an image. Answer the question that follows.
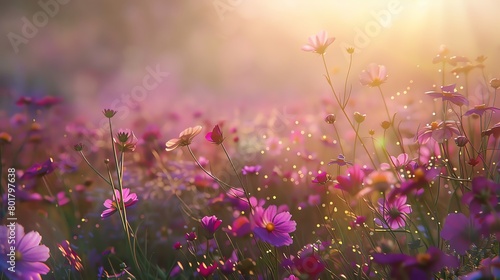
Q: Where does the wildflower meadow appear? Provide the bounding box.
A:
[1,1,500,279]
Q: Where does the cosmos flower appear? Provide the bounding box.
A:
[242,165,262,175]
[416,120,460,144]
[359,63,388,87]
[21,158,56,180]
[387,167,439,202]
[375,195,412,229]
[0,224,50,280]
[335,164,365,196]
[441,213,481,255]
[200,215,222,239]
[327,154,352,166]
[358,170,396,196]
[425,84,469,106]
[197,262,218,277]
[462,176,500,215]
[224,216,251,237]
[482,122,500,138]
[311,171,331,185]
[165,126,202,151]
[58,240,83,271]
[372,246,459,280]
[252,205,296,247]
[464,104,500,117]
[100,188,138,219]
[35,96,62,107]
[301,31,335,54]
[114,129,138,152]
[205,124,224,144]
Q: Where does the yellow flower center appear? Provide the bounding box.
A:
[416,253,432,266]
[414,168,425,181]
[430,122,439,130]
[265,223,275,232]
[15,251,22,261]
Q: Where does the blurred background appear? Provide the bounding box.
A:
[1,0,499,124]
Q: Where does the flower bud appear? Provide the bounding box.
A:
[103,109,117,118]
[74,143,84,151]
[490,78,500,89]
[381,121,391,130]
[354,112,366,123]
[454,136,469,147]
[324,114,336,124]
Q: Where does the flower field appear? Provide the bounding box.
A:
[1,1,500,279]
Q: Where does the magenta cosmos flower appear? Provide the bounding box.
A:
[425,84,469,106]
[21,158,56,180]
[441,213,481,255]
[200,215,222,239]
[375,195,412,229]
[0,224,50,279]
[165,125,202,151]
[205,124,224,144]
[100,188,138,219]
[335,164,365,196]
[463,176,500,215]
[359,63,388,87]
[372,246,458,280]
[301,31,335,54]
[252,205,296,247]
[417,120,460,144]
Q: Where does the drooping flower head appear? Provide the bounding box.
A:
[301,31,335,54]
[359,63,388,87]
[100,188,139,219]
[200,215,222,239]
[0,224,50,279]
[252,205,296,247]
[205,124,224,144]
[165,126,202,151]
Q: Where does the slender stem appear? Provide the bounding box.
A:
[78,151,111,185]
[320,54,376,167]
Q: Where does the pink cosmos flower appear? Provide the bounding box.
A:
[242,165,261,175]
[0,224,50,279]
[200,215,222,239]
[252,205,296,247]
[425,84,469,106]
[165,126,202,151]
[359,63,388,87]
[375,195,412,229]
[205,124,224,144]
[416,120,460,144]
[335,164,365,196]
[464,104,500,117]
[311,171,331,185]
[100,188,138,219]
[301,31,335,54]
